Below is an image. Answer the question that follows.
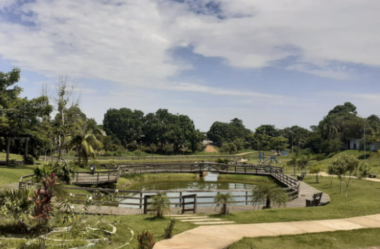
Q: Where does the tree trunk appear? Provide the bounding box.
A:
[266,197,271,209]
[345,185,348,203]
[6,138,10,165]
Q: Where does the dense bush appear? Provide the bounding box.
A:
[34,162,75,184]
[137,231,155,249]
[313,154,326,161]
[217,158,229,164]
[23,155,34,165]
[133,149,143,156]
[126,142,138,152]
[0,189,32,232]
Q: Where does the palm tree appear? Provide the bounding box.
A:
[148,194,170,218]
[251,181,288,209]
[214,193,235,215]
[66,119,103,165]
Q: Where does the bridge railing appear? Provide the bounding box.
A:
[72,169,120,185]
[64,182,299,209]
[49,155,242,162]
[19,174,36,189]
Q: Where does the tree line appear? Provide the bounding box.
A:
[208,102,380,155]
[2,68,379,164]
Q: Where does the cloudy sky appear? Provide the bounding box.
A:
[1,0,380,131]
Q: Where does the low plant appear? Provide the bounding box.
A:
[148,194,170,218]
[163,219,176,239]
[251,181,288,209]
[137,231,155,249]
[214,193,234,215]
[217,158,229,164]
[23,155,34,165]
[0,189,32,233]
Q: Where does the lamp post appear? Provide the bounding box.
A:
[349,112,380,165]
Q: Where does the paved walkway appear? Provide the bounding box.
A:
[154,214,380,249]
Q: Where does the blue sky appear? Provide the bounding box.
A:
[1,0,380,131]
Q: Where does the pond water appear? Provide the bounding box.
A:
[119,172,257,208]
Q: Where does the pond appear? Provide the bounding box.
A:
[119,172,257,208]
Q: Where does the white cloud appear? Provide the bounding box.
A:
[0,0,379,93]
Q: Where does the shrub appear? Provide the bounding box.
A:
[0,189,32,232]
[217,158,229,164]
[23,155,34,165]
[314,154,326,161]
[163,219,176,239]
[137,231,155,249]
[127,142,138,152]
[133,149,143,156]
[148,194,170,218]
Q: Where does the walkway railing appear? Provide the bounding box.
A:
[48,155,242,162]
[63,186,298,209]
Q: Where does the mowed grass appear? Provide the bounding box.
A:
[0,165,35,186]
[210,174,380,223]
[229,228,380,249]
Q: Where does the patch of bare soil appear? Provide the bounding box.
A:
[205,145,218,153]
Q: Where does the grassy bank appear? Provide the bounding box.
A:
[117,173,198,189]
[229,228,380,249]
[210,174,380,223]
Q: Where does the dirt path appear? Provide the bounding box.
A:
[234,151,256,156]
[205,145,218,153]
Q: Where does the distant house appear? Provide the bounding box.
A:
[343,139,380,151]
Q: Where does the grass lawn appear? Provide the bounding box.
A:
[228,228,380,249]
[210,175,380,223]
[0,165,35,186]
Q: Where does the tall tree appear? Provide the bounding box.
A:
[53,75,80,160]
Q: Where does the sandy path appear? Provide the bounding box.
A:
[205,145,218,153]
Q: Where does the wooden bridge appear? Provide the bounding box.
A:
[19,163,298,196]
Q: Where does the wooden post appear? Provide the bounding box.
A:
[108,170,110,181]
[244,166,247,174]
[6,138,10,165]
[97,172,99,184]
[194,194,197,214]
[140,193,143,209]
[25,138,29,157]
[76,172,79,183]
[179,192,182,207]
[180,164,182,172]
[245,191,248,205]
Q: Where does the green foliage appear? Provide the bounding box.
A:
[207,118,251,143]
[328,153,371,203]
[217,158,229,164]
[309,164,324,183]
[34,162,74,184]
[163,144,174,154]
[66,118,104,165]
[0,189,32,232]
[134,149,143,156]
[23,155,34,165]
[220,143,237,155]
[148,194,170,218]
[251,181,288,209]
[214,193,235,214]
[137,231,156,249]
[127,142,138,152]
[163,219,176,239]
[313,154,326,161]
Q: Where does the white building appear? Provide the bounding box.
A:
[344,139,380,151]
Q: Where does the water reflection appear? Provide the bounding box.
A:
[119,175,256,208]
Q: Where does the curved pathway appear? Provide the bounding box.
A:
[154,214,380,249]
